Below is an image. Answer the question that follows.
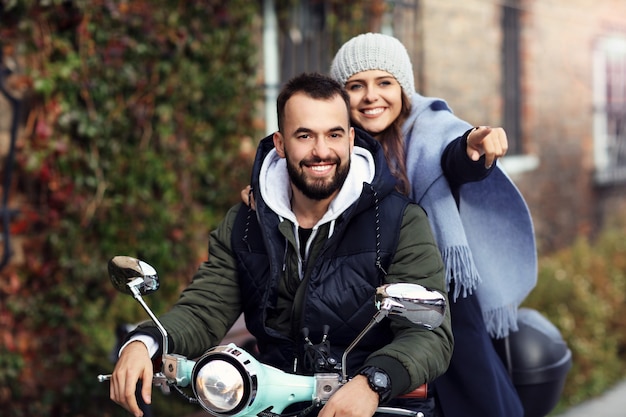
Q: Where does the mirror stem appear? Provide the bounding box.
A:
[128,281,169,357]
[340,309,390,383]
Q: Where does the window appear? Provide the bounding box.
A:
[498,1,540,175]
[278,0,331,84]
[502,0,522,155]
[593,36,626,184]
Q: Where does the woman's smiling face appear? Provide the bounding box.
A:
[344,69,403,138]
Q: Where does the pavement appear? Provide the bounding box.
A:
[554,379,626,417]
[183,377,626,417]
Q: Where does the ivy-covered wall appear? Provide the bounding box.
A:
[1,1,261,415]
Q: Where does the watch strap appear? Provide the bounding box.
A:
[357,365,392,403]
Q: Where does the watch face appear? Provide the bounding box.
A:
[373,371,389,388]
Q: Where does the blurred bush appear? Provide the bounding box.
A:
[523,214,626,413]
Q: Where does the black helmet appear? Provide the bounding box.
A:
[495,308,572,417]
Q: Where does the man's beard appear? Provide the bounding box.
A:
[286,153,350,201]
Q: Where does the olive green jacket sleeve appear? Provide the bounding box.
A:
[137,204,243,359]
[363,203,454,398]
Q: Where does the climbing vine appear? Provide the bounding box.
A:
[1,1,260,415]
[0,0,387,415]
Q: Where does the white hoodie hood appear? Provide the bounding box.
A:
[259,146,375,233]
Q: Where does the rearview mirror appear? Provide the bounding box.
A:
[376,283,446,330]
[108,255,159,296]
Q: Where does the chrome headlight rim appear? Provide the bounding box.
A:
[191,349,253,416]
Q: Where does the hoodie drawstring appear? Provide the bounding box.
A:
[369,184,387,283]
[242,188,254,252]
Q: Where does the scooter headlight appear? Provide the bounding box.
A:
[192,345,256,417]
[192,343,317,417]
[194,358,247,413]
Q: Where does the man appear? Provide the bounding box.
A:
[111,73,453,417]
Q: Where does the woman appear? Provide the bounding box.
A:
[329,33,537,417]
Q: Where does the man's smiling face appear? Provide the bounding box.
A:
[273,92,354,201]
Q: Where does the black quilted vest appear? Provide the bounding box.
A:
[231,131,410,375]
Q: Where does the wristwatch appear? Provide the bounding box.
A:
[358,366,392,403]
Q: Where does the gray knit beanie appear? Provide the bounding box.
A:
[330,32,415,95]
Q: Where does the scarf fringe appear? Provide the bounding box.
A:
[442,246,523,338]
[441,246,481,301]
[482,303,520,339]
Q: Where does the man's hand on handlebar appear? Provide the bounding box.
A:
[318,375,379,417]
[111,341,154,417]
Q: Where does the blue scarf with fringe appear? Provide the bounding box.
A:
[404,92,537,338]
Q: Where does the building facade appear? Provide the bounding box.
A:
[271,0,626,252]
[2,0,625,261]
